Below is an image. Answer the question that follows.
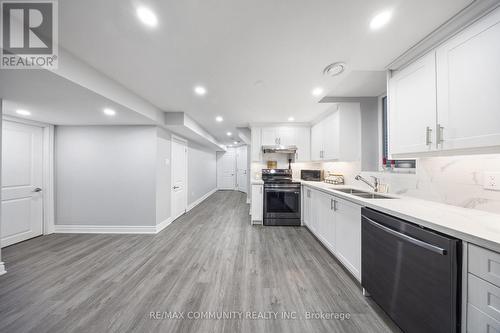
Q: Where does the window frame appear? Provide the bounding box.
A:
[379,94,417,172]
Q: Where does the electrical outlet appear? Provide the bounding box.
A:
[484,172,500,191]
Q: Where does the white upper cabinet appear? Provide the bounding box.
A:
[311,121,323,161]
[261,127,279,145]
[388,52,437,155]
[294,127,311,162]
[252,125,311,161]
[436,8,500,151]
[310,103,361,161]
[388,7,500,156]
[251,127,262,162]
[322,111,339,160]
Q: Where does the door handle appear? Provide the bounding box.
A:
[363,216,446,255]
[425,126,432,146]
[33,188,42,193]
[173,186,180,189]
[436,124,444,145]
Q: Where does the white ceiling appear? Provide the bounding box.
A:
[6,0,474,145]
[0,70,155,125]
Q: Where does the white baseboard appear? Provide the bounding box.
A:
[54,190,218,235]
[0,262,6,276]
[54,224,157,234]
[187,188,217,212]
[156,217,173,233]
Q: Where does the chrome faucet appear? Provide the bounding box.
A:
[355,175,379,192]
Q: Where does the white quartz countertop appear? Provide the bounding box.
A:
[251,179,264,185]
[300,180,500,253]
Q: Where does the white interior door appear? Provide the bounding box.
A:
[171,138,188,220]
[1,121,43,247]
[236,146,248,193]
[217,148,236,190]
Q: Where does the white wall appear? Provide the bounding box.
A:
[156,128,172,224]
[55,126,157,226]
[360,98,380,172]
[188,142,216,205]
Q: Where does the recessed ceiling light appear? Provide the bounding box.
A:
[288,117,295,122]
[215,116,223,122]
[323,62,346,77]
[136,6,158,27]
[103,108,116,116]
[194,86,207,96]
[312,87,324,97]
[226,132,232,136]
[370,10,392,30]
[16,109,31,116]
[233,141,238,145]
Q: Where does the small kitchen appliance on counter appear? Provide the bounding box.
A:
[262,169,301,226]
[324,172,345,185]
[300,170,324,181]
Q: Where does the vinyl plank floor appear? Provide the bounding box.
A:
[0,190,400,333]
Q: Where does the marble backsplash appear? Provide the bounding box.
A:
[252,153,500,214]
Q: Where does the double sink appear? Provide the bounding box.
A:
[332,188,397,199]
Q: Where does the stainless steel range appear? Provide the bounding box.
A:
[262,169,301,226]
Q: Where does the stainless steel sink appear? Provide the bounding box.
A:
[331,188,367,194]
[352,193,397,199]
[331,188,397,199]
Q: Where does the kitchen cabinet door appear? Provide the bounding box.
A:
[302,187,312,227]
[334,196,361,281]
[295,127,311,161]
[309,189,318,233]
[261,127,278,145]
[251,127,262,161]
[388,51,437,155]
[436,8,500,151]
[315,190,335,252]
[311,122,323,161]
[322,111,340,160]
[277,127,296,146]
[251,184,263,222]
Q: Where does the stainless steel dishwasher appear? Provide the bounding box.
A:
[361,207,461,333]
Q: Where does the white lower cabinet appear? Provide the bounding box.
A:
[466,244,500,332]
[334,197,362,281]
[251,184,263,223]
[304,186,362,281]
[302,187,312,227]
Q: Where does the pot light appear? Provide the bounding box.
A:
[323,62,346,77]
[312,87,324,97]
[215,116,223,122]
[370,10,392,30]
[288,117,295,122]
[233,141,238,145]
[194,86,207,96]
[103,108,116,116]
[137,6,158,27]
[226,132,232,136]
[16,109,31,116]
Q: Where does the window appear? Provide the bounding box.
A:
[381,96,416,171]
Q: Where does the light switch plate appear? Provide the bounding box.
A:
[484,172,500,191]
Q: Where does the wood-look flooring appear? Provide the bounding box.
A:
[0,190,400,333]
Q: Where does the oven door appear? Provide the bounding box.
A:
[263,186,301,222]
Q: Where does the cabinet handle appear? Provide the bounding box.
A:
[334,200,337,211]
[425,126,432,146]
[260,186,262,194]
[307,189,311,198]
[330,198,334,210]
[436,124,444,144]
